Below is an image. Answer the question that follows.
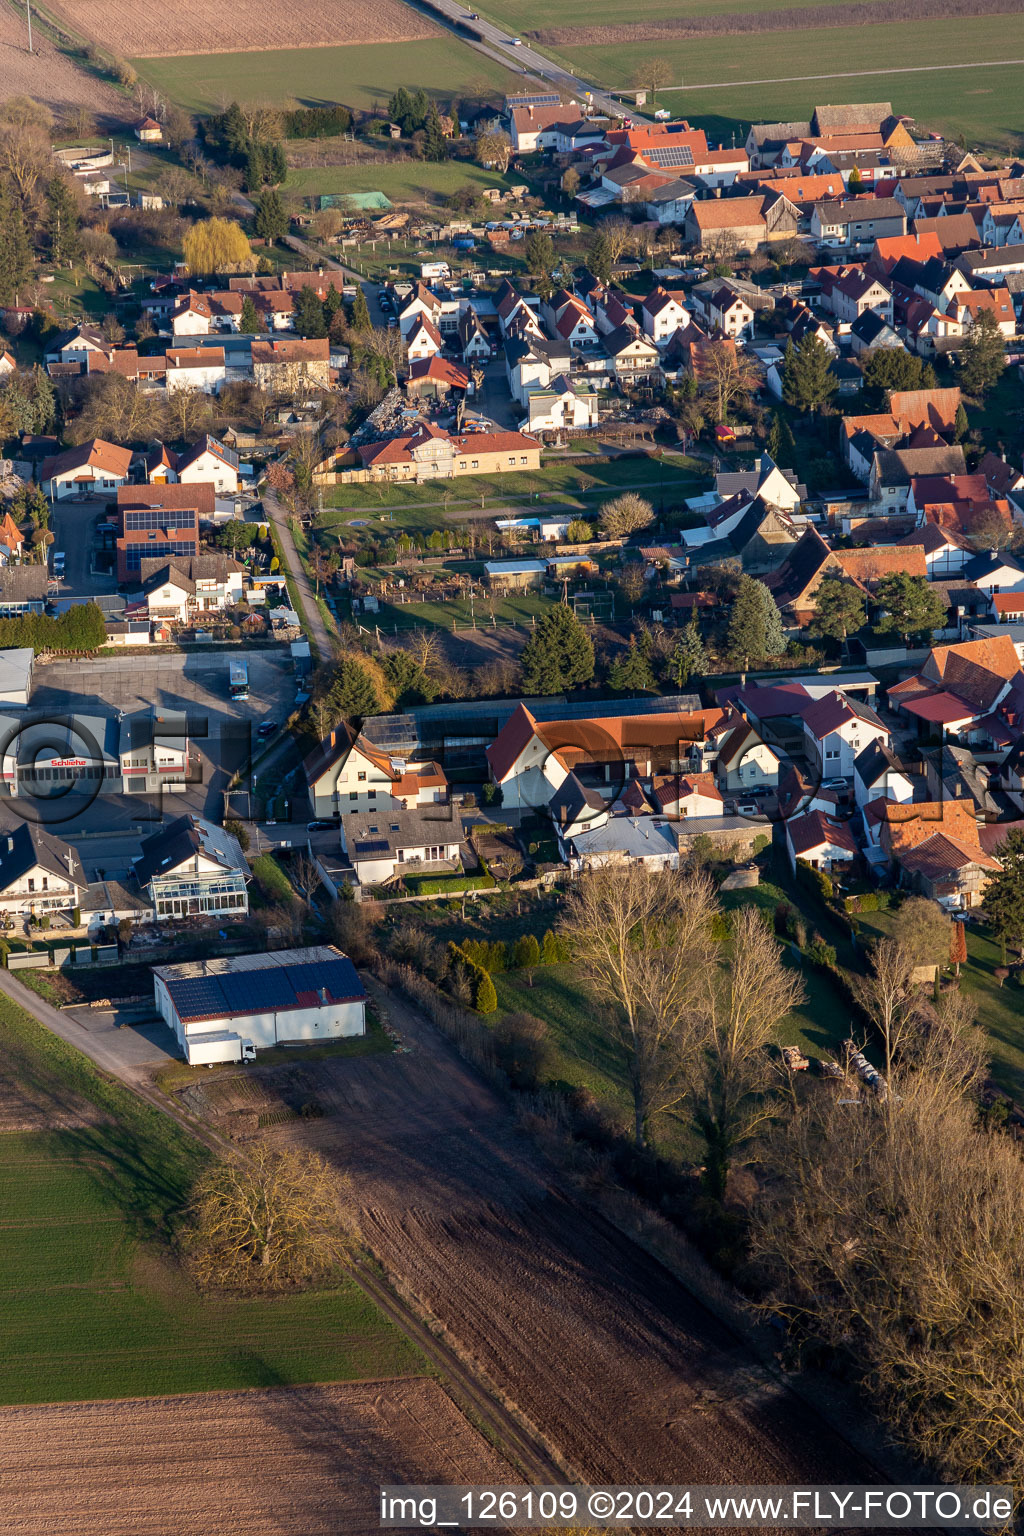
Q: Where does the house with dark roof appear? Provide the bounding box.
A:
[133,814,249,921]
[304,725,447,820]
[853,740,915,811]
[870,445,968,513]
[548,772,610,841]
[0,821,85,922]
[0,567,48,615]
[339,805,463,885]
[764,526,850,625]
[785,808,859,874]
[802,690,890,778]
[714,717,782,794]
[895,832,1001,910]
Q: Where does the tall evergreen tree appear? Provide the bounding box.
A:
[609,637,655,692]
[727,575,785,665]
[664,616,707,687]
[960,308,1006,397]
[520,605,594,694]
[46,178,81,267]
[349,285,371,330]
[808,576,866,646]
[0,186,32,304]
[253,188,288,243]
[293,285,327,338]
[222,102,248,160]
[239,294,261,333]
[267,142,288,185]
[244,144,267,192]
[782,333,837,414]
[422,102,448,162]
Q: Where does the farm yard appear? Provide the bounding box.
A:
[133,37,525,114]
[50,0,438,56]
[0,1379,511,1536]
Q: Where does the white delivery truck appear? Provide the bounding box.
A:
[186,1031,257,1067]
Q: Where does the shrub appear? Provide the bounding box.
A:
[806,936,837,969]
[475,970,498,1014]
[796,857,833,905]
[512,933,540,970]
[540,929,568,965]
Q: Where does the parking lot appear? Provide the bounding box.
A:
[48,498,113,598]
[20,648,303,834]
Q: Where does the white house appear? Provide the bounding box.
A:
[652,771,724,818]
[340,805,463,885]
[140,555,246,620]
[853,740,915,811]
[405,315,444,362]
[641,287,691,345]
[44,323,107,366]
[802,690,890,778]
[165,347,227,394]
[522,374,600,433]
[565,815,679,873]
[304,724,448,819]
[785,808,859,873]
[153,945,367,1064]
[176,435,240,494]
[133,813,250,920]
[962,550,1024,596]
[39,439,133,499]
[714,718,782,793]
[170,292,215,336]
[0,822,85,921]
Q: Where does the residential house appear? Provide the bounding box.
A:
[641,287,691,345]
[175,435,240,494]
[0,822,85,921]
[304,723,447,819]
[853,740,915,809]
[406,356,471,401]
[0,513,24,565]
[139,555,245,620]
[764,526,849,624]
[603,327,660,385]
[714,717,782,793]
[785,808,859,873]
[564,815,679,873]
[165,346,226,395]
[887,634,1022,742]
[652,772,724,818]
[870,445,968,514]
[486,700,720,810]
[802,689,890,778]
[850,310,904,353]
[963,549,1024,597]
[43,323,107,366]
[521,374,600,434]
[40,439,133,499]
[251,337,331,393]
[0,568,47,615]
[405,315,444,363]
[811,198,906,250]
[458,307,491,362]
[134,117,163,143]
[340,806,463,885]
[684,194,793,254]
[896,832,1001,909]
[170,292,215,336]
[133,814,250,920]
[115,484,207,582]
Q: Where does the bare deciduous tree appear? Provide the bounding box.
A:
[560,865,718,1147]
[182,1144,359,1289]
[853,936,919,1084]
[684,906,804,1199]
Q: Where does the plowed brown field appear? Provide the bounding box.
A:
[177,988,889,1492]
[0,7,122,113]
[0,1379,511,1536]
[48,0,439,58]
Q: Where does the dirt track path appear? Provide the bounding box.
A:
[0,1378,511,1536]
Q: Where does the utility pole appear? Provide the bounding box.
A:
[25,0,32,54]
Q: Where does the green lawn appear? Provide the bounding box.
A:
[477,0,885,27]
[286,160,514,208]
[134,38,524,115]
[0,993,423,1405]
[376,590,559,628]
[322,455,706,521]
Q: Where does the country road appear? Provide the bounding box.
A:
[262,485,337,661]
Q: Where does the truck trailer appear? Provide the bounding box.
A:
[186,1030,257,1067]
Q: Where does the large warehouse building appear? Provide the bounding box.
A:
[153,945,368,1065]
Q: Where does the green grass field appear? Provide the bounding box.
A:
[287,160,514,207]
[525,12,1024,153]
[322,455,705,521]
[133,38,523,115]
[0,993,423,1404]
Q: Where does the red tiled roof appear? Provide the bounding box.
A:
[897,831,1000,879]
[787,809,858,857]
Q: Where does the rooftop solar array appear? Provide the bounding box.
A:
[166,955,365,1023]
[646,145,695,168]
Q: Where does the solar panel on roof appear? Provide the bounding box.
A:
[355,839,390,856]
[647,145,694,168]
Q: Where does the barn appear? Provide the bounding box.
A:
[153,945,367,1065]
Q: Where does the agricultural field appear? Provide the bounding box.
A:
[50,0,437,56]
[541,13,1024,151]
[0,990,423,1406]
[0,2,123,115]
[133,37,525,115]
[0,1379,511,1536]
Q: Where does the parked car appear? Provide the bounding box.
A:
[307,820,334,831]
[820,777,848,791]
[256,721,277,737]
[737,802,759,816]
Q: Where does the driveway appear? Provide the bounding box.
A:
[261,486,336,662]
[0,969,177,1083]
[48,496,115,599]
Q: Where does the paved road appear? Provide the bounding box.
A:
[262,486,337,661]
[427,0,632,121]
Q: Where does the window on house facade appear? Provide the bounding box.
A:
[357,770,366,781]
